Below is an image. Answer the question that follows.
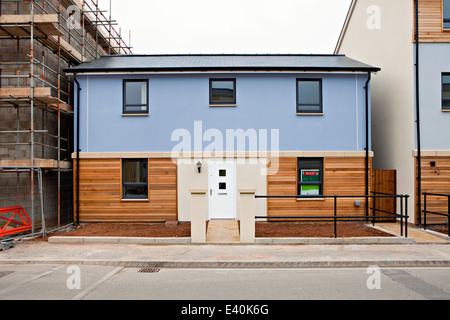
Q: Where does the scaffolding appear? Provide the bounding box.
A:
[0,0,132,239]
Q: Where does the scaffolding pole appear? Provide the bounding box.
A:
[0,0,132,237]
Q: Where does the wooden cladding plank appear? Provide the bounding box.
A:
[74,158,177,222]
[415,0,450,42]
[267,157,371,220]
[417,156,450,224]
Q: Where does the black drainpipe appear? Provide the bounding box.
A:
[365,71,371,223]
[74,74,81,226]
[415,0,422,227]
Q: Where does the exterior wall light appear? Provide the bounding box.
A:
[196,161,202,173]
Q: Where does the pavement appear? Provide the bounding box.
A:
[0,223,449,269]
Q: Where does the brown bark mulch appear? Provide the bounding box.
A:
[41,221,393,240]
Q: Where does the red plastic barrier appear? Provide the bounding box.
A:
[0,206,32,237]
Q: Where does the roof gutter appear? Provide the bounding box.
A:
[64,66,380,75]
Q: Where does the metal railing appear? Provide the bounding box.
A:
[255,194,409,238]
[422,192,450,237]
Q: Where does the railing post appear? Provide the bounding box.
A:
[334,195,337,238]
[405,195,409,238]
[190,189,208,243]
[423,192,427,230]
[400,195,404,237]
[239,189,256,243]
[373,193,376,226]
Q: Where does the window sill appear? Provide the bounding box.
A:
[297,197,325,201]
[296,113,324,116]
[121,198,149,202]
[442,109,450,112]
[209,104,237,107]
[122,113,149,117]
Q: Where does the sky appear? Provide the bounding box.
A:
[101,0,352,55]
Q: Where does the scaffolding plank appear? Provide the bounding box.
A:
[0,158,72,169]
[0,14,64,37]
[41,36,83,64]
[0,87,73,113]
[0,87,51,97]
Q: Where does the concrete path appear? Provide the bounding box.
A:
[206,220,240,243]
[375,223,449,243]
[0,223,449,269]
[1,239,450,269]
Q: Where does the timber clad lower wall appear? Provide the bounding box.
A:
[416,156,450,224]
[74,158,177,222]
[267,157,371,219]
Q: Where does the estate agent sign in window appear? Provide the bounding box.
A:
[298,158,323,196]
[123,79,149,114]
[122,159,148,199]
[296,79,323,114]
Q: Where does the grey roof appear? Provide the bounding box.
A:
[66,54,380,73]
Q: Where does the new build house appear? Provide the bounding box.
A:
[66,54,379,223]
[335,0,450,225]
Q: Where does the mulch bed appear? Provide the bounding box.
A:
[255,221,391,238]
[42,221,393,240]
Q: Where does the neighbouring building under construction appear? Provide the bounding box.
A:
[0,0,132,238]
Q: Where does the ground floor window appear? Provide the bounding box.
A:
[122,159,148,199]
[297,158,323,196]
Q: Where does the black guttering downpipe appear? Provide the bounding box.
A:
[415,0,422,227]
[73,74,81,226]
[365,71,371,222]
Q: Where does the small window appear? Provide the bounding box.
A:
[122,159,148,199]
[442,73,450,110]
[444,0,450,29]
[210,79,236,105]
[219,182,227,190]
[297,158,323,196]
[297,79,322,114]
[123,80,148,114]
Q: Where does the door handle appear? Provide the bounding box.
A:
[210,189,213,196]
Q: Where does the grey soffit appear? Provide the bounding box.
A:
[66,54,380,73]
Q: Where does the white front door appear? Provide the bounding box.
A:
[209,160,236,220]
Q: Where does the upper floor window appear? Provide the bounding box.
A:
[296,79,323,114]
[442,73,450,110]
[297,158,323,196]
[210,79,236,106]
[123,79,149,115]
[444,0,450,29]
[122,159,148,200]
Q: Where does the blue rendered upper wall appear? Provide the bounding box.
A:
[418,43,450,150]
[74,72,370,153]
